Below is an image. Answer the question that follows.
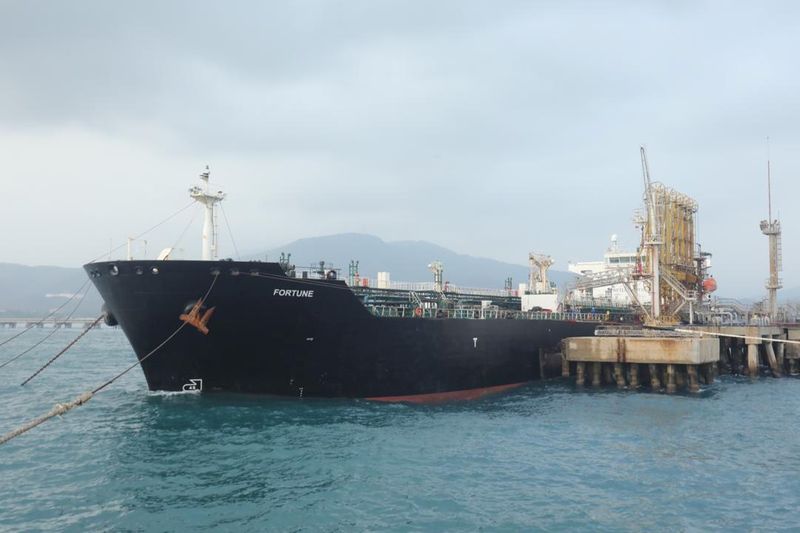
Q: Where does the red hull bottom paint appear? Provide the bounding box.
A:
[366,382,527,404]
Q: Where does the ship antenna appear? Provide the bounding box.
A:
[767,136,772,222]
[189,165,226,261]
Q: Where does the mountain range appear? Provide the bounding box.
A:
[256,233,573,289]
[0,263,103,317]
[1,233,797,316]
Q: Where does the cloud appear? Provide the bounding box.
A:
[1,1,798,294]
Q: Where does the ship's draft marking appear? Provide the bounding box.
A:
[473,337,478,348]
[182,379,203,392]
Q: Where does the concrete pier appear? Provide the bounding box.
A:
[563,334,719,393]
[561,324,800,392]
[0,318,103,329]
[695,325,800,378]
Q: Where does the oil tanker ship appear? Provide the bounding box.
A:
[85,170,603,402]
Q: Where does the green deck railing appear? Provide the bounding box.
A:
[367,306,606,322]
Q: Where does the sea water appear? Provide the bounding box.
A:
[1,328,799,531]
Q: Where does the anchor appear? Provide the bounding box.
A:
[179,300,216,335]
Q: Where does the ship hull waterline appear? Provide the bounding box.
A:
[85,260,599,402]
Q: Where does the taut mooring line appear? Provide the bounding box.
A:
[20,315,104,386]
[674,328,800,345]
[85,200,197,264]
[0,278,91,349]
[0,283,91,371]
[0,273,219,446]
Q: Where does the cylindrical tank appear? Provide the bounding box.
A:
[702,277,717,293]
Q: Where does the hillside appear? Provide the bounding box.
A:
[0,263,103,317]
[257,233,574,289]
[6,233,794,316]
[3,235,570,315]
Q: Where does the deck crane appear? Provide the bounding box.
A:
[528,253,555,294]
[640,146,662,321]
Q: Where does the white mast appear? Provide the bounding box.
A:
[640,147,661,320]
[760,142,782,320]
[189,166,226,261]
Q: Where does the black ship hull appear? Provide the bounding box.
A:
[85,260,598,401]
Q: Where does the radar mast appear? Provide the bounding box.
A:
[189,166,226,260]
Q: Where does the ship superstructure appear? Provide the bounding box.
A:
[567,235,651,309]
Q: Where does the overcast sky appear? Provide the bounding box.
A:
[1,1,797,295]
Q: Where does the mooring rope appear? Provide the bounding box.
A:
[0,273,219,446]
[0,278,91,349]
[219,203,240,260]
[674,328,800,345]
[85,200,197,264]
[169,203,200,253]
[20,315,104,386]
[2,201,199,351]
[0,283,91,370]
[0,391,95,446]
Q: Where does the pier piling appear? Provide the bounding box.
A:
[666,364,677,393]
[687,365,699,393]
[775,340,785,372]
[747,343,759,377]
[576,362,586,386]
[701,363,714,385]
[765,340,781,377]
[648,364,661,389]
[602,364,614,385]
[629,363,639,388]
[674,365,686,390]
[591,362,601,387]
[614,363,626,388]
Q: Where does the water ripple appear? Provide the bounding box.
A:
[2,329,800,531]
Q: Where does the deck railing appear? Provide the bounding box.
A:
[353,280,516,298]
[366,306,606,322]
